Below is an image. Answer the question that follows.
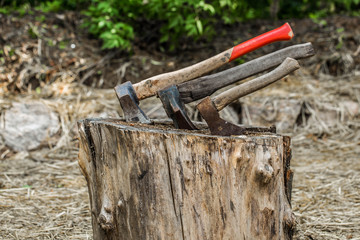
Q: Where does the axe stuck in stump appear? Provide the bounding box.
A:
[158,43,314,130]
[196,57,300,136]
[159,57,300,134]
[79,23,315,240]
[115,23,293,123]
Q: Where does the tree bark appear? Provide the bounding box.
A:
[78,118,295,240]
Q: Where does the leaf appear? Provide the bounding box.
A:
[204,4,215,14]
[35,87,41,94]
[99,31,114,39]
[159,34,169,43]
[168,15,182,29]
[198,1,215,14]
[98,20,106,28]
[98,2,111,11]
[196,18,203,35]
[336,27,344,33]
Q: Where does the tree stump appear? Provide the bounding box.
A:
[78,118,295,240]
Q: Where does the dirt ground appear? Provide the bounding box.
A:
[0,12,360,239]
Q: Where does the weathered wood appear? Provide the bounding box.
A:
[133,24,293,100]
[213,58,299,111]
[178,42,314,103]
[133,48,233,100]
[78,118,295,240]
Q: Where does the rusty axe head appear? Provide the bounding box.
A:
[157,44,314,131]
[196,57,300,136]
[115,23,296,124]
[114,81,151,124]
[197,97,276,136]
[157,85,197,130]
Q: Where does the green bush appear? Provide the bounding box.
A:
[278,0,360,19]
[81,0,262,51]
[0,0,87,10]
[81,1,135,50]
[1,0,359,51]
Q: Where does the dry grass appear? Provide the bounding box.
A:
[0,83,120,239]
[1,72,359,239]
[245,73,360,239]
[0,13,359,239]
[292,136,360,240]
[0,149,92,239]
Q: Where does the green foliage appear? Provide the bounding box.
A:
[146,0,219,49]
[35,1,62,12]
[58,41,67,49]
[81,1,135,50]
[28,24,39,39]
[35,15,45,22]
[79,0,264,51]
[0,0,359,51]
[0,0,88,11]
[335,27,345,50]
[278,0,360,19]
[0,49,4,63]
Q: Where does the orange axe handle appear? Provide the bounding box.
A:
[134,23,294,101]
[229,23,293,61]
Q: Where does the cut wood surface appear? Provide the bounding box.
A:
[78,118,295,240]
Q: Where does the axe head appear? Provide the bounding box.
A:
[157,85,197,130]
[114,81,151,123]
[197,97,276,136]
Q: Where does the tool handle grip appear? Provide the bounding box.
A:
[229,23,293,61]
[213,57,300,111]
[179,42,314,103]
[134,23,293,100]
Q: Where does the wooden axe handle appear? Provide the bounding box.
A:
[213,57,300,111]
[178,42,314,103]
[134,23,293,100]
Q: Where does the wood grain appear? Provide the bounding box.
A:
[78,118,295,240]
[133,48,233,100]
[213,57,300,111]
[178,42,314,103]
[133,25,297,101]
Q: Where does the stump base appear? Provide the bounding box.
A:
[78,118,295,240]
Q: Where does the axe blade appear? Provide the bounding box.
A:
[157,85,197,130]
[114,81,151,123]
[197,97,276,136]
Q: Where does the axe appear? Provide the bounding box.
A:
[115,23,294,123]
[196,57,300,136]
[158,43,314,129]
